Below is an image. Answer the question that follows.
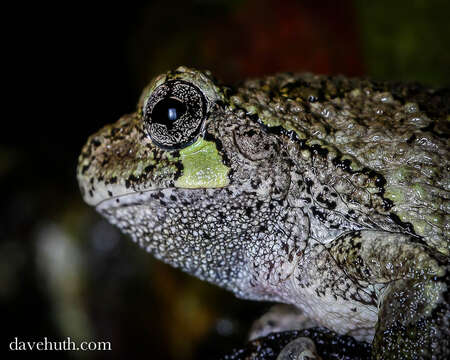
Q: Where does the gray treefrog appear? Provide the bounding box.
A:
[77,67,449,359]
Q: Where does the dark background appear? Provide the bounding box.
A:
[1,0,449,359]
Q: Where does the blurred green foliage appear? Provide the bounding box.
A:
[355,0,450,86]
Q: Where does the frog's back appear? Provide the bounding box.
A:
[235,73,449,254]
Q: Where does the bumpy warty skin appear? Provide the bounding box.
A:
[78,67,449,358]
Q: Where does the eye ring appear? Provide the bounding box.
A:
[143,80,207,150]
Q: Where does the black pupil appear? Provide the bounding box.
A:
[152,98,186,127]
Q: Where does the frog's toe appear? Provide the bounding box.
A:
[249,304,319,341]
[276,337,321,360]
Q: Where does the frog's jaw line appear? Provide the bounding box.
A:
[95,186,224,211]
[96,188,161,211]
[81,181,145,207]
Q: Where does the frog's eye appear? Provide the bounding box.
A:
[143,80,207,150]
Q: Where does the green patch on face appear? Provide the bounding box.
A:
[175,137,230,189]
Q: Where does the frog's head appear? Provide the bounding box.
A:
[77,66,294,296]
[77,66,231,206]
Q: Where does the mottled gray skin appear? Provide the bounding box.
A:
[78,67,449,359]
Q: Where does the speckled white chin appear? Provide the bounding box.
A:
[94,186,266,299]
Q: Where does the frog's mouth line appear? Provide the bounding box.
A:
[96,188,165,211]
[95,187,228,212]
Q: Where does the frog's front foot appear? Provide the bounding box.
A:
[250,305,322,359]
[249,304,319,341]
[219,328,371,359]
[276,337,321,360]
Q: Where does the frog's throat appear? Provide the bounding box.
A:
[95,185,308,304]
[95,186,254,293]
